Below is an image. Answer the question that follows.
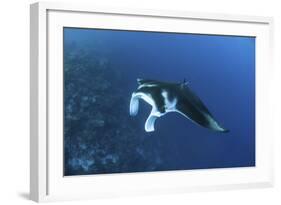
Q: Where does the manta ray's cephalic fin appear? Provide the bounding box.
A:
[130,93,160,132]
[145,110,158,132]
[129,93,139,116]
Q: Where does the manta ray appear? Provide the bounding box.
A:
[129,79,228,133]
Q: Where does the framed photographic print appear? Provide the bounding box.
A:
[30,2,274,202]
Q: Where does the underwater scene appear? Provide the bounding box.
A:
[63,27,255,176]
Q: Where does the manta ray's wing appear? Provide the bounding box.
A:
[175,87,229,132]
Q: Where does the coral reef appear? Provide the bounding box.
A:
[64,41,162,175]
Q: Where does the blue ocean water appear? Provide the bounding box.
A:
[63,27,255,176]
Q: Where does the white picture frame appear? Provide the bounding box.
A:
[30,1,274,202]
